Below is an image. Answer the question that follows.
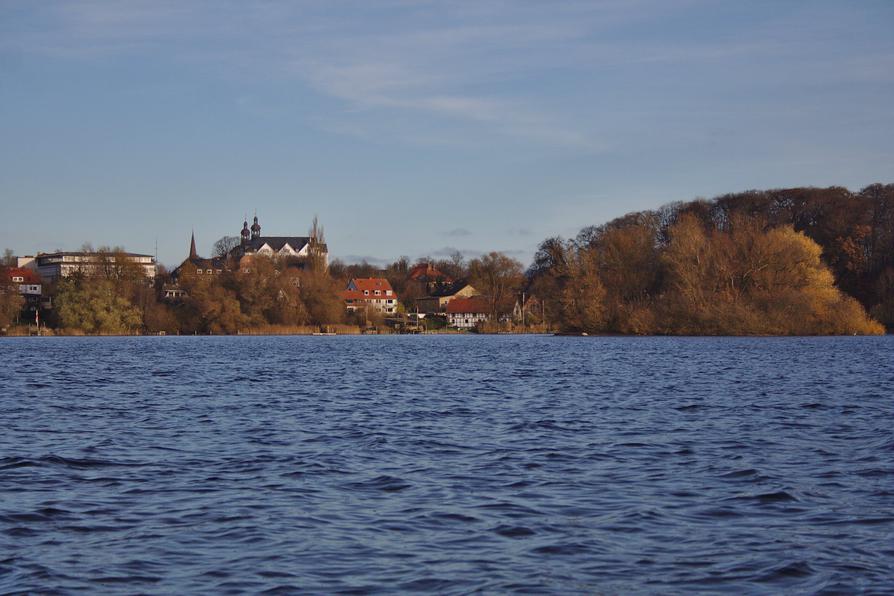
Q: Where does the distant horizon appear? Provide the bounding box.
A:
[6,181,892,271]
[2,1,892,267]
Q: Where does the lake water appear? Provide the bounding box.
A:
[1,335,892,594]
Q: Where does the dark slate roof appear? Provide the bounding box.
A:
[428,279,472,298]
[172,256,227,279]
[244,237,312,252]
[186,257,227,269]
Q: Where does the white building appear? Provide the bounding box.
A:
[33,251,156,282]
[446,296,491,329]
[342,278,398,315]
[229,215,328,267]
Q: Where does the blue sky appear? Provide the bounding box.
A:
[1,1,892,268]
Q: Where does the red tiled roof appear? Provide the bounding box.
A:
[6,267,41,284]
[342,290,397,302]
[347,278,394,293]
[342,290,370,301]
[446,295,490,314]
[408,263,452,282]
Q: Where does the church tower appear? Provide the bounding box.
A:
[241,218,251,246]
[251,215,261,240]
[189,231,198,260]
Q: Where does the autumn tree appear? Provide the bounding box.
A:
[658,214,723,333]
[228,256,307,327]
[333,260,380,284]
[0,267,25,329]
[307,215,328,272]
[299,269,344,326]
[591,217,660,333]
[433,250,468,281]
[870,267,894,329]
[527,237,572,328]
[55,276,142,334]
[142,299,180,334]
[658,215,883,334]
[749,226,882,335]
[557,249,607,333]
[469,251,525,319]
[213,236,240,259]
[383,256,411,302]
[181,276,246,334]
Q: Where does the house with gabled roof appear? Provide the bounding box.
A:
[172,232,226,280]
[342,278,398,314]
[4,267,42,311]
[408,263,453,284]
[446,295,490,329]
[416,280,480,314]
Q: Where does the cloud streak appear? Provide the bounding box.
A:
[3,0,891,151]
[1,1,630,147]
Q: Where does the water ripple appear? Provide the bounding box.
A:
[1,335,892,593]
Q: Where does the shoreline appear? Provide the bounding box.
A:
[1,330,888,338]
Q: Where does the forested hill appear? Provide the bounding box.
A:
[528,184,894,334]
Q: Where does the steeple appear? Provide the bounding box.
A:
[189,230,198,260]
[241,217,251,245]
[251,214,261,240]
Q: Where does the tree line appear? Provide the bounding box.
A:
[528,184,893,334]
[2,183,891,335]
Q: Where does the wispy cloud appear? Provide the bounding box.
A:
[429,246,482,259]
[0,1,614,147]
[4,0,891,149]
[334,253,392,267]
[296,56,594,147]
[427,245,529,261]
[444,228,472,238]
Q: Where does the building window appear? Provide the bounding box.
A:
[12,276,23,282]
[364,290,369,295]
[196,270,203,274]
[375,290,381,296]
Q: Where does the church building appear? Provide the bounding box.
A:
[227,215,328,268]
[172,232,226,278]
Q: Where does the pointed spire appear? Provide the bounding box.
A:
[250,212,261,239]
[189,230,198,259]
[241,215,251,245]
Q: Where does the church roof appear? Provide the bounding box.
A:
[246,237,309,251]
[238,237,329,254]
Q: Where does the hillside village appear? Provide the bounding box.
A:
[0,214,535,336]
[3,184,894,336]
